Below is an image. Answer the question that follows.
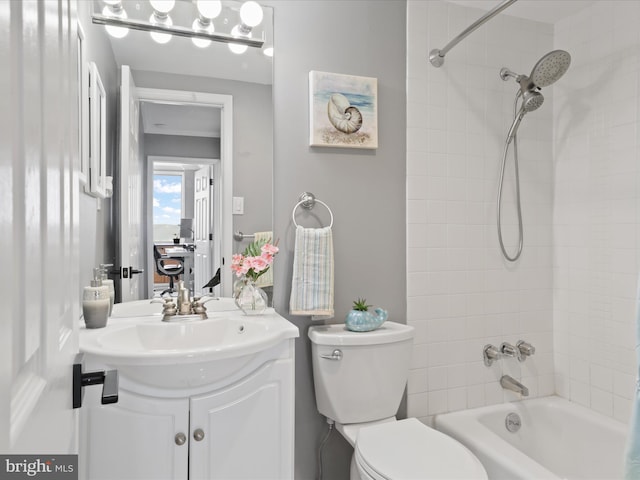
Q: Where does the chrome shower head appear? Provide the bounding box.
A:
[529,50,571,88]
[521,89,543,112]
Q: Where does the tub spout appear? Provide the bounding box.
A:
[500,375,529,396]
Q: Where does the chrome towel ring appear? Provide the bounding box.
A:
[291,192,334,229]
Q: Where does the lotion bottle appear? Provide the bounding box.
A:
[83,268,110,329]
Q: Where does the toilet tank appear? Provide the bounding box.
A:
[308,322,414,424]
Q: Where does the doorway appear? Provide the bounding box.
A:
[129,87,232,299]
[147,156,219,298]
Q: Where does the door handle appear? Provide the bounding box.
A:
[73,354,119,409]
[115,266,144,278]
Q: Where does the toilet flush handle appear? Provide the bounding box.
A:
[320,349,342,361]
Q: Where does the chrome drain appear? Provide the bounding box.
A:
[505,412,521,433]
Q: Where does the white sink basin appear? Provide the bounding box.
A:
[80,308,299,389]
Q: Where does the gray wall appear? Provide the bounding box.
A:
[144,133,220,159]
[78,1,118,294]
[270,2,407,479]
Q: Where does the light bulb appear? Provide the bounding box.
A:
[149,0,175,14]
[196,0,222,19]
[263,46,273,57]
[229,43,248,54]
[102,5,128,39]
[228,25,249,54]
[149,13,172,44]
[191,19,213,48]
[239,1,263,28]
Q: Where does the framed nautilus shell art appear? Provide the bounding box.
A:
[309,71,378,149]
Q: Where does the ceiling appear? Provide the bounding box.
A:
[141,102,221,137]
[447,0,595,24]
[446,0,596,24]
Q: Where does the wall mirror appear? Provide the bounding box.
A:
[80,0,273,301]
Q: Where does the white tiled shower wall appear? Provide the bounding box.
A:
[407,0,639,425]
[552,2,640,422]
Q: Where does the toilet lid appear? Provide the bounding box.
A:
[355,418,487,480]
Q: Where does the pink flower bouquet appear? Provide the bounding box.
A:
[231,239,279,282]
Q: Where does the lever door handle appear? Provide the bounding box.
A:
[73,354,119,409]
[101,369,119,404]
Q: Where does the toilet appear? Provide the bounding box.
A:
[309,322,488,479]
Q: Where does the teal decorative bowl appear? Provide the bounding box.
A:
[345,308,388,332]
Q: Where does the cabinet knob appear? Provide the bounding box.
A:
[193,428,205,442]
[175,433,186,446]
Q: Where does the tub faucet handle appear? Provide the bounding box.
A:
[483,344,501,366]
[516,340,535,362]
[500,342,517,357]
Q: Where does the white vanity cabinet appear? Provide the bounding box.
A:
[80,336,295,480]
[81,390,189,480]
[189,360,293,479]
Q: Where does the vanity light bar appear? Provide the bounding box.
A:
[92,12,265,48]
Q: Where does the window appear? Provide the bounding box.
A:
[153,173,183,242]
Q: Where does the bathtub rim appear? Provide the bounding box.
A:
[433,395,627,480]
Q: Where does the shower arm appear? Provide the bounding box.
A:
[429,0,518,68]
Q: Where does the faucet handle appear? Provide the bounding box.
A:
[516,340,535,362]
[483,344,501,366]
[500,342,517,357]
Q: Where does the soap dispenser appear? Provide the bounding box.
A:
[83,268,110,329]
[99,263,115,316]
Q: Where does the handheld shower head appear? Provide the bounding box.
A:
[505,90,543,144]
[521,89,543,112]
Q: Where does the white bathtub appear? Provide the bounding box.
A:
[435,396,627,480]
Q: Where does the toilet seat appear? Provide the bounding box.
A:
[354,418,487,479]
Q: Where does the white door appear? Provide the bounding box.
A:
[194,165,214,297]
[1,0,78,454]
[118,65,144,302]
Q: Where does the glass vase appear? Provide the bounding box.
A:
[234,277,268,315]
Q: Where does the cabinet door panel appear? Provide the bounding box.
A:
[81,388,189,480]
[189,361,294,480]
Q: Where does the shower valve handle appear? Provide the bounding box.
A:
[516,340,535,362]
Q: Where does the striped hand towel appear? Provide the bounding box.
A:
[289,225,334,319]
[254,231,274,288]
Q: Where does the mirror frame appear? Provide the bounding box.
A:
[87,61,107,198]
[137,87,233,297]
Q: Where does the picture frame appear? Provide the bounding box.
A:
[309,71,378,149]
[86,61,107,198]
[77,22,88,186]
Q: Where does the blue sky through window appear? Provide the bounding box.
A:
[153,174,182,229]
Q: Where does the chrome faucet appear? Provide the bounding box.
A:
[500,375,529,396]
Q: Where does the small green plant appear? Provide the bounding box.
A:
[352,298,371,312]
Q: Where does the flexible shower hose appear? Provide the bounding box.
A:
[497,92,524,262]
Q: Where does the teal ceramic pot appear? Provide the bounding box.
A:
[345,307,388,332]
